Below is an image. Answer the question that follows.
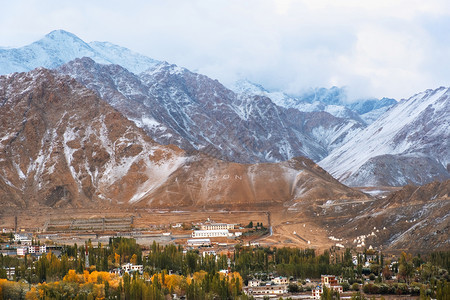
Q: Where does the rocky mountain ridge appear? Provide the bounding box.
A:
[320,86,450,186]
[231,79,397,125]
[57,57,363,163]
[0,30,448,188]
[0,68,448,252]
[0,68,369,209]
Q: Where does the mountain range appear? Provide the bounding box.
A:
[0,30,449,252]
[0,68,368,209]
[0,29,448,188]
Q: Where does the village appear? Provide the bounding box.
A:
[0,216,427,300]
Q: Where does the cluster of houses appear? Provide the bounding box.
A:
[16,245,47,256]
[243,275,346,299]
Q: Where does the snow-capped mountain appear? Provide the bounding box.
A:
[57,57,364,163]
[0,68,369,209]
[1,30,446,188]
[319,86,450,186]
[0,30,159,75]
[231,79,396,125]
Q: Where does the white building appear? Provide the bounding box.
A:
[121,263,143,274]
[5,267,15,278]
[192,229,230,238]
[200,223,235,230]
[248,279,261,287]
[187,239,211,246]
[244,284,288,296]
[16,247,28,256]
[14,233,32,244]
[272,276,288,285]
[28,245,46,254]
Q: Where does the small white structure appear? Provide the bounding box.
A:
[192,229,230,238]
[5,267,15,278]
[187,239,211,246]
[121,263,143,274]
[201,250,216,257]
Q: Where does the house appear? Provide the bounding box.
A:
[5,267,15,278]
[16,247,28,256]
[191,229,230,238]
[121,263,143,274]
[110,268,122,276]
[244,284,288,296]
[312,275,344,299]
[248,279,261,287]
[272,276,288,285]
[201,250,216,257]
[28,245,47,254]
[14,233,32,244]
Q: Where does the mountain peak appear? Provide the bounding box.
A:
[43,29,85,43]
[0,30,160,75]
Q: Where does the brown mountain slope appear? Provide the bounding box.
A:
[134,155,370,209]
[0,68,368,211]
[320,180,450,252]
[0,69,185,208]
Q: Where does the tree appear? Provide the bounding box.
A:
[288,283,300,293]
[130,254,138,265]
[398,252,414,284]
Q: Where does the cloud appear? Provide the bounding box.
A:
[1,0,449,100]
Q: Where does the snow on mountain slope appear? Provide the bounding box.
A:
[88,41,159,73]
[0,30,159,75]
[58,58,333,163]
[0,68,370,210]
[320,87,450,186]
[0,68,185,207]
[231,79,396,125]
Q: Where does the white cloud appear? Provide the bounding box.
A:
[0,0,449,100]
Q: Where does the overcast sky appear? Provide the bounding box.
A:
[1,0,449,100]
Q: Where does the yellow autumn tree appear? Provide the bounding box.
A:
[193,270,208,282]
[165,274,184,294]
[25,287,40,300]
[114,253,121,266]
[83,270,90,283]
[63,269,79,283]
[130,254,138,265]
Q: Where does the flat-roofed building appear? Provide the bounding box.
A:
[187,239,211,246]
[200,223,235,230]
[122,263,143,274]
[192,229,230,238]
[244,284,288,296]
